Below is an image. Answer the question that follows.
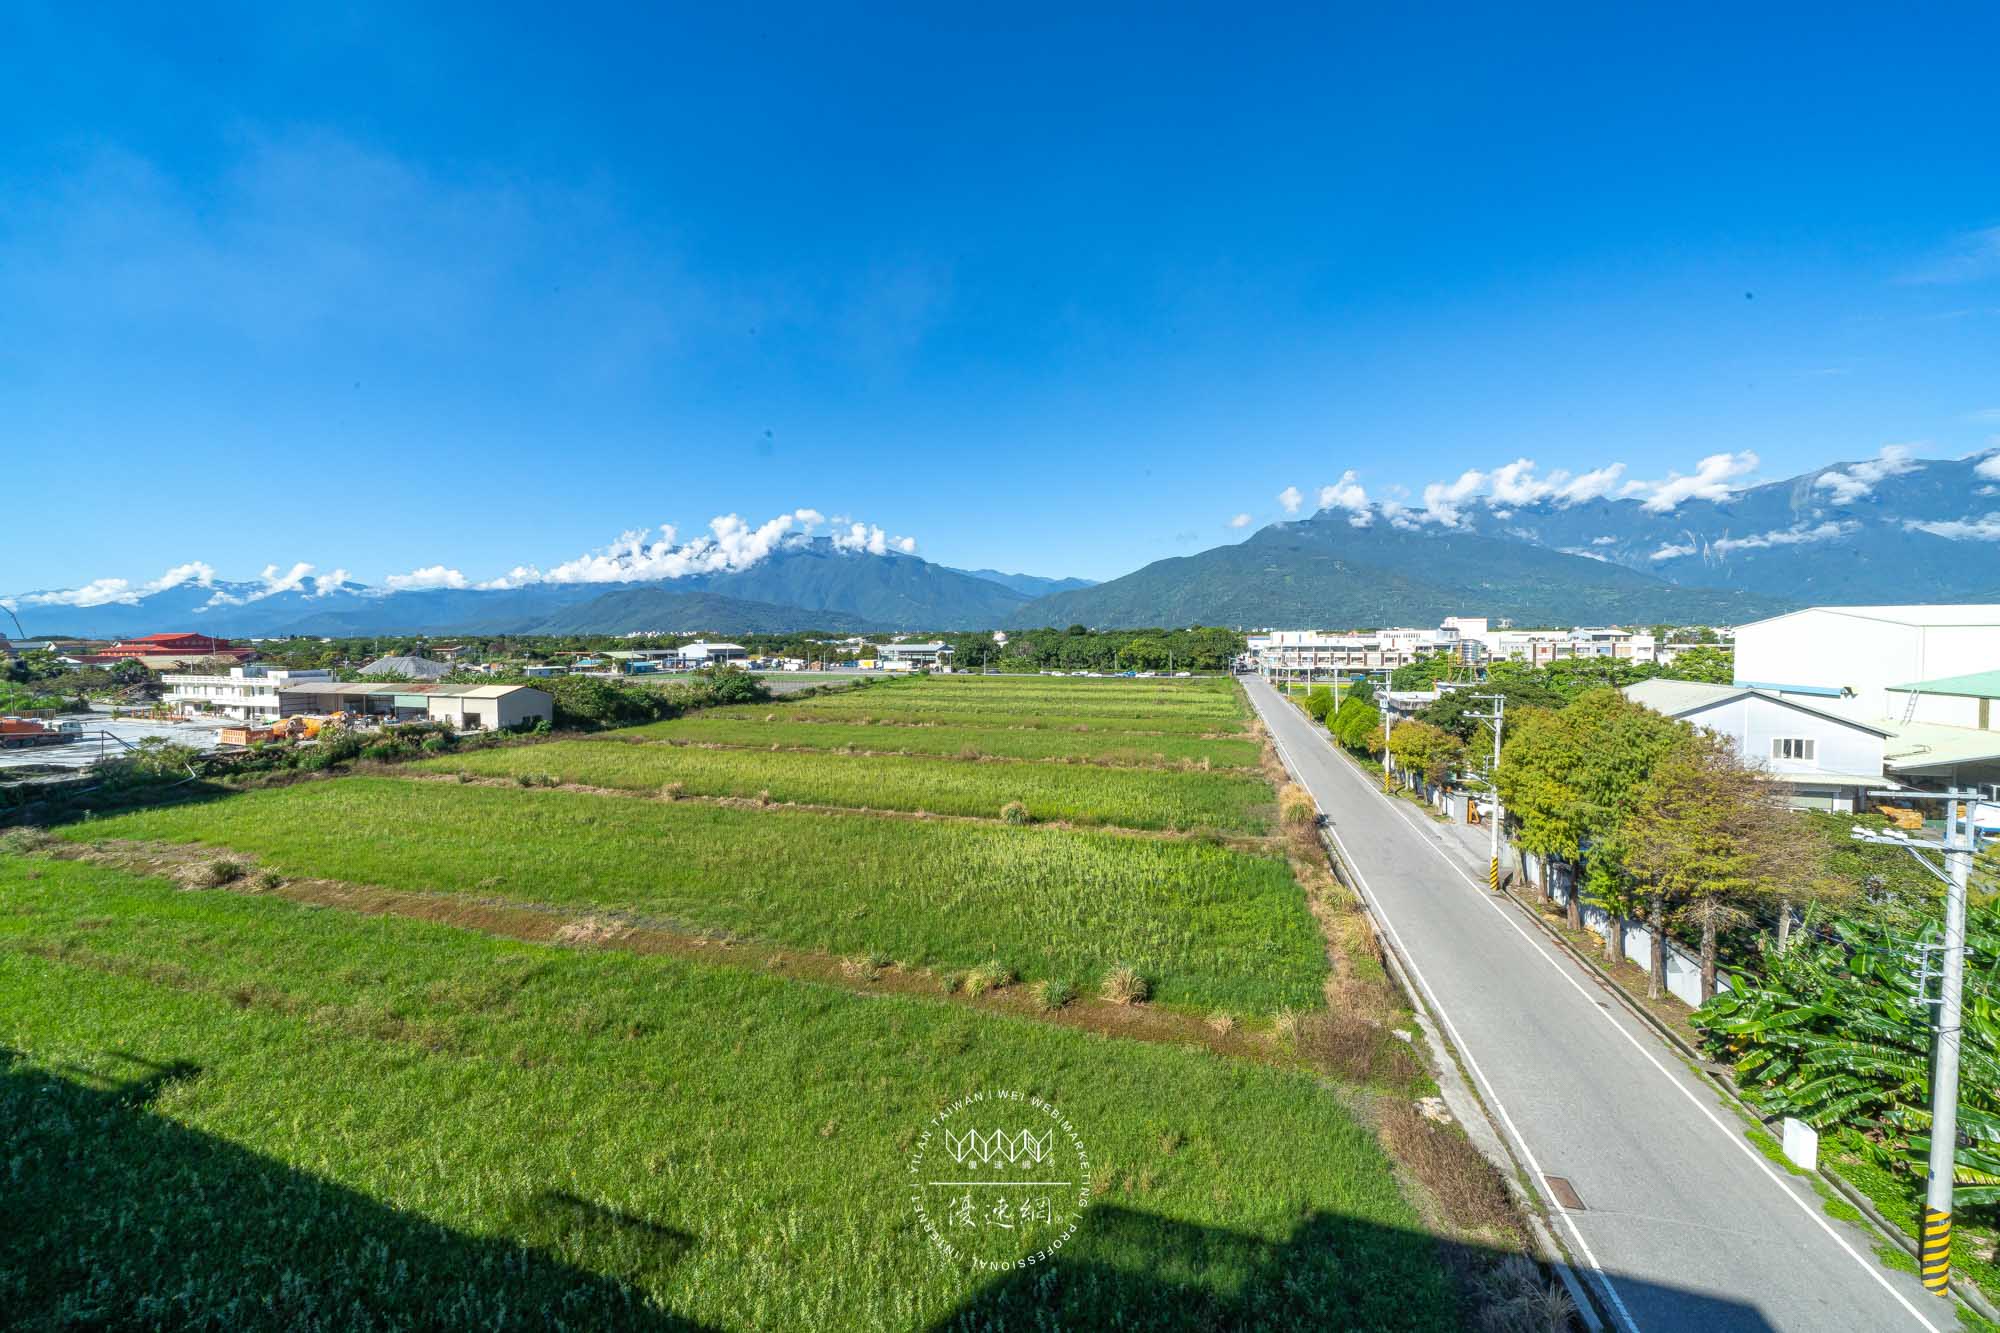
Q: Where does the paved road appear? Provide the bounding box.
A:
[1245,676,1945,1333]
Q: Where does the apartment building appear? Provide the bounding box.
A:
[163,664,336,720]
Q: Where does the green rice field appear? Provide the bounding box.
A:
[61,777,1324,1011]
[611,713,1263,767]
[3,672,1491,1328]
[686,697,1234,736]
[0,856,1460,1331]
[413,740,1272,832]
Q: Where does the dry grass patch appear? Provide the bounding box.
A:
[553,915,630,948]
[1377,1099,1517,1235]
[1278,782,1317,827]
[1100,965,1149,1005]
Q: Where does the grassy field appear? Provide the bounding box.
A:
[687,698,1234,736]
[413,741,1272,833]
[806,685,1243,719]
[0,856,1460,1331]
[611,713,1264,768]
[60,777,1325,1012]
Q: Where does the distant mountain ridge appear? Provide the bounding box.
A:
[1011,513,1787,629]
[945,568,1097,597]
[13,450,1999,636]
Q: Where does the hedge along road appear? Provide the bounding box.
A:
[1243,675,1945,1333]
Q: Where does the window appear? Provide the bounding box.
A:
[1772,737,1816,762]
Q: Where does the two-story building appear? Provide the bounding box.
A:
[1622,678,1894,812]
[163,664,336,721]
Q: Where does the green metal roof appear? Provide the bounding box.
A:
[1890,669,2000,699]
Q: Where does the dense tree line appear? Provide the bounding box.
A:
[944,626,1244,674]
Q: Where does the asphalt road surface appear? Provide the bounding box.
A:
[1244,675,1947,1333]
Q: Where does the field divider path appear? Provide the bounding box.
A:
[391,770,1280,850]
[33,840,1300,1063]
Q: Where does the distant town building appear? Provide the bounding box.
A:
[356,654,453,680]
[269,681,554,730]
[85,632,253,665]
[678,641,748,666]
[874,641,952,670]
[163,665,336,721]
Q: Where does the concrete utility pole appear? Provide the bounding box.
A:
[1380,671,1393,793]
[1469,693,1506,892]
[1855,788,1984,1296]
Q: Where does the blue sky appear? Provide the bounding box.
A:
[4,3,1998,596]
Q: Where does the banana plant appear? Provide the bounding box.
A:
[1695,903,2000,1202]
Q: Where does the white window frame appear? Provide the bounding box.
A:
[1771,737,1816,762]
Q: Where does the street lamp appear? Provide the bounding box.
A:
[1852,788,1986,1297]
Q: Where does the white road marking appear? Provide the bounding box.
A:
[1254,681,1943,1333]
[1260,711,1640,1331]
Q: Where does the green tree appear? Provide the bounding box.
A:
[1660,645,1735,685]
[1329,696,1381,755]
[1386,719,1464,787]
[1390,652,1458,692]
[1301,684,1335,723]
[1622,735,1806,1003]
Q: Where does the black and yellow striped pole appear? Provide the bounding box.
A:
[1489,856,1501,894]
[1921,1206,1952,1293]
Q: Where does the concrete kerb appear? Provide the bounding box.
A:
[1497,874,2000,1328]
[1314,827,1608,1333]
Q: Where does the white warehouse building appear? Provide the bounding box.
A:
[1734,605,2000,720]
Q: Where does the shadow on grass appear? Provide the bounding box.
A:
[933,1201,1778,1333]
[2,1047,1776,1330]
[4,773,245,833]
[0,1047,711,1331]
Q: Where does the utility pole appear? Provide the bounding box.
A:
[1380,670,1393,793]
[1468,693,1506,892]
[1855,788,1984,1296]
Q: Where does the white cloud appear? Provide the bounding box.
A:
[1812,444,1920,504]
[309,569,351,597]
[1420,469,1488,526]
[1487,459,1552,507]
[1590,535,1618,546]
[10,561,218,609]
[1558,546,1611,562]
[1651,542,1698,562]
[382,564,470,592]
[1554,463,1627,505]
[1633,451,1759,512]
[511,508,866,586]
[1316,472,1372,526]
[1976,451,2000,481]
[1277,485,1304,515]
[1907,513,2000,542]
[5,508,919,609]
[1227,513,1252,529]
[1907,227,2000,285]
[1710,521,1854,554]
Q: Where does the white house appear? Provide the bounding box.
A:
[874,641,952,670]
[1622,678,1893,812]
[1733,605,2000,720]
[163,665,335,721]
[678,641,747,666]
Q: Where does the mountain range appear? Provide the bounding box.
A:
[10,451,1998,638]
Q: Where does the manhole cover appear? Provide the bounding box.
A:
[1545,1175,1586,1210]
